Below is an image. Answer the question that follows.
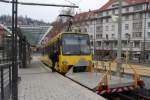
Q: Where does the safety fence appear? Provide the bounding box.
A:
[0,25,31,100]
[0,61,12,100]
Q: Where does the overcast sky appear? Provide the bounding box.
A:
[0,0,108,22]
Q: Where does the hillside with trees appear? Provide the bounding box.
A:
[0,15,50,26]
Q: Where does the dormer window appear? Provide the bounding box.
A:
[112,4,119,8]
[112,9,115,15]
[133,5,143,11]
[148,12,150,18]
[99,12,103,17]
[106,11,109,15]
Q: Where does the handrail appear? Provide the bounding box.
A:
[0,63,11,69]
[97,53,141,94]
[125,51,140,88]
[97,59,116,94]
[98,70,110,93]
[127,64,140,88]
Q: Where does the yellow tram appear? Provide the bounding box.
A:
[42,32,93,74]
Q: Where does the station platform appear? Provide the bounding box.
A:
[18,57,105,100]
[95,61,150,77]
[67,72,134,90]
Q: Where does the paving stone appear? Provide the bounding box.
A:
[18,61,105,100]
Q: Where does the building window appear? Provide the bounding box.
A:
[96,20,102,24]
[147,32,150,38]
[122,41,127,48]
[105,26,109,31]
[96,26,100,33]
[91,42,93,46]
[134,41,140,48]
[89,27,93,33]
[96,34,102,39]
[133,5,143,11]
[125,7,129,12]
[96,26,103,33]
[133,32,142,38]
[125,15,129,20]
[106,19,109,23]
[96,34,99,39]
[112,9,115,15]
[133,22,142,30]
[133,14,142,19]
[133,14,136,19]
[90,35,93,39]
[78,29,81,32]
[112,4,119,8]
[99,12,103,17]
[148,22,150,28]
[112,34,115,38]
[83,28,87,32]
[97,41,101,47]
[148,13,150,18]
[106,11,109,16]
[106,34,109,39]
[106,42,109,46]
[125,33,130,39]
[112,25,115,31]
[125,24,129,30]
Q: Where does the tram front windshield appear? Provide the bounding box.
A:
[62,34,90,55]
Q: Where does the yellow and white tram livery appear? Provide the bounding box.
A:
[42,32,93,74]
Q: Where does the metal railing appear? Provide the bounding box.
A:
[0,59,22,100]
[96,59,114,94]
[96,55,141,94]
[0,62,12,100]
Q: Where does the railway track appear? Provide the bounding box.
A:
[106,89,150,100]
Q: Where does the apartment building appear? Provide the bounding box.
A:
[72,0,150,61]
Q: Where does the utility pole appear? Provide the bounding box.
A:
[143,1,149,62]
[116,0,122,77]
[12,0,18,100]
[93,18,96,60]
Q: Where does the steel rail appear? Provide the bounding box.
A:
[0,0,78,8]
[118,93,136,100]
[135,93,150,100]
[117,90,150,100]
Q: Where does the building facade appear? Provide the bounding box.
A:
[72,0,150,61]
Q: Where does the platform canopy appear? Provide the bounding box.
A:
[20,25,50,45]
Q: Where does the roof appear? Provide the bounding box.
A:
[73,0,150,22]
[100,0,150,11]
[0,24,4,31]
[73,10,96,22]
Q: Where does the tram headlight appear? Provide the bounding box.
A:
[62,61,68,65]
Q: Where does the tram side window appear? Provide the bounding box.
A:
[54,40,60,54]
[46,46,48,54]
[48,46,50,54]
[49,44,54,59]
[48,39,60,60]
[48,46,51,53]
[48,47,50,53]
[58,39,61,54]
